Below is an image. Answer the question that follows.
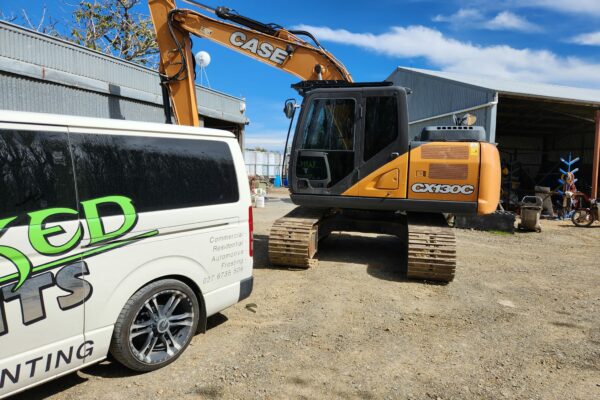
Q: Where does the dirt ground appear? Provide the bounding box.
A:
[15,191,600,400]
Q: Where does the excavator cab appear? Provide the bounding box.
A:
[288,83,409,205]
[286,81,501,217]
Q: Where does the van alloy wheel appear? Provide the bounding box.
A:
[129,290,195,365]
[110,279,200,372]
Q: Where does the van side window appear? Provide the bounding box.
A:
[0,130,77,222]
[70,134,239,214]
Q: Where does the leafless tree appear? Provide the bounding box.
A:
[20,8,60,35]
[0,10,18,23]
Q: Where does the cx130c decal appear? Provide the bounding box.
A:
[0,195,158,337]
[411,183,475,195]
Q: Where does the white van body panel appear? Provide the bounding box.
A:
[0,336,101,398]
[0,111,253,398]
[0,111,236,139]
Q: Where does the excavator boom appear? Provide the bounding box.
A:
[148,0,352,126]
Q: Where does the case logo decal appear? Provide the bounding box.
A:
[229,32,289,65]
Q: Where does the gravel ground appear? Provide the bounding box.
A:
[15,192,600,400]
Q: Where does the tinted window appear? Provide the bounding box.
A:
[300,99,355,150]
[70,134,239,214]
[0,129,77,222]
[364,96,398,161]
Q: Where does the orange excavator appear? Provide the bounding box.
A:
[148,0,501,282]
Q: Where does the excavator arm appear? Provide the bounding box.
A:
[148,0,353,126]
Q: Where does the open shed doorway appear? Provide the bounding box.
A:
[203,116,245,147]
[495,95,598,210]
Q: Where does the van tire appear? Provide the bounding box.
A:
[110,279,200,372]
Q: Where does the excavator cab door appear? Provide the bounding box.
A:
[355,87,409,198]
[290,89,361,196]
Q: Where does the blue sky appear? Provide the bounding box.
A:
[2,0,600,150]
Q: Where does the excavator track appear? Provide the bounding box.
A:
[268,207,326,268]
[406,216,456,283]
[269,207,457,282]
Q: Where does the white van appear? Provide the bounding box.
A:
[0,111,254,398]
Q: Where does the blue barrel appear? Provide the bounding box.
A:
[274,175,282,187]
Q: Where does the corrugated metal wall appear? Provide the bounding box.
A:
[387,68,498,142]
[0,71,167,122]
[0,21,248,128]
[244,150,283,177]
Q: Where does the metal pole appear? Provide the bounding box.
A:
[592,109,600,199]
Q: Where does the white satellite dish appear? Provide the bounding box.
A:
[195,51,211,68]
[194,51,212,88]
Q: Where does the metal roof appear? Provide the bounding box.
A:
[0,21,249,125]
[393,67,600,106]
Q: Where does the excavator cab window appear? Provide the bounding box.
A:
[295,98,356,190]
[300,98,355,150]
[364,96,399,161]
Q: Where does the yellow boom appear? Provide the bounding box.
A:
[148,0,353,126]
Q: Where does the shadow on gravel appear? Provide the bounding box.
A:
[557,224,600,229]
[206,312,229,330]
[266,196,294,204]
[319,233,412,283]
[252,234,271,269]
[12,313,230,398]
[12,373,88,400]
[254,229,438,284]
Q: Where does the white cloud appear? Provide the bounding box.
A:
[570,31,600,46]
[433,9,540,32]
[433,8,483,23]
[293,24,600,88]
[518,0,600,17]
[487,11,541,32]
[245,130,287,150]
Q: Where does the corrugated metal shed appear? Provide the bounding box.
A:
[0,21,248,126]
[397,67,600,106]
[387,67,498,141]
[388,66,600,207]
[388,66,600,142]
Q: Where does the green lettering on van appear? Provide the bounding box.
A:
[0,246,33,291]
[28,208,82,256]
[0,195,158,291]
[82,196,138,245]
[0,217,16,231]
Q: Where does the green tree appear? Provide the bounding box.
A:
[1,1,158,66]
[70,0,158,66]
